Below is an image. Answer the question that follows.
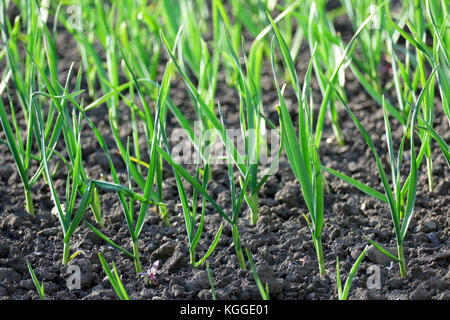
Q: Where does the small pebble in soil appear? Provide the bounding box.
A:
[409,288,431,300]
[386,277,404,289]
[185,270,210,292]
[421,220,438,232]
[0,242,10,258]
[366,245,397,266]
[0,268,21,282]
[152,242,175,260]
[410,266,430,281]
[171,284,185,298]
[162,248,187,273]
[274,181,301,208]
[427,233,440,247]
[426,278,448,291]
[256,263,283,296]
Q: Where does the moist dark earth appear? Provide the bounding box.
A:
[0,10,449,301]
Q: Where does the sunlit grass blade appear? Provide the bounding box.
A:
[364,237,400,263]
[245,248,269,300]
[321,166,388,203]
[26,258,45,300]
[336,245,368,300]
[86,222,135,260]
[206,262,216,300]
[416,123,450,167]
[98,253,130,300]
[193,224,223,268]
[0,98,34,215]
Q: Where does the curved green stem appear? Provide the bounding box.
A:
[133,241,142,273]
[63,239,70,265]
[426,157,433,192]
[313,235,325,276]
[249,193,259,225]
[159,205,170,227]
[397,242,407,277]
[90,188,103,228]
[232,225,246,270]
[25,188,34,217]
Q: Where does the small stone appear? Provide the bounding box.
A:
[386,278,404,289]
[274,181,301,208]
[0,268,22,282]
[256,263,283,296]
[421,220,437,232]
[366,245,397,266]
[36,227,60,237]
[409,288,431,300]
[427,233,440,247]
[360,202,367,212]
[171,284,185,298]
[185,271,210,292]
[427,278,448,291]
[152,242,175,260]
[163,250,187,273]
[51,204,66,218]
[0,164,13,181]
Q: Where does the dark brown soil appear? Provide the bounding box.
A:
[0,9,449,301]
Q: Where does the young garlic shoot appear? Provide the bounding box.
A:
[268,13,326,276]
[33,90,153,266]
[75,112,161,273]
[307,1,346,146]
[0,95,35,216]
[388,10,448,192]
[19,18,104,226]
[156,98,248,269]
[322,67,437,277]
[159,138,223,268]
[160,26,282,227]
[223,32,263,226]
